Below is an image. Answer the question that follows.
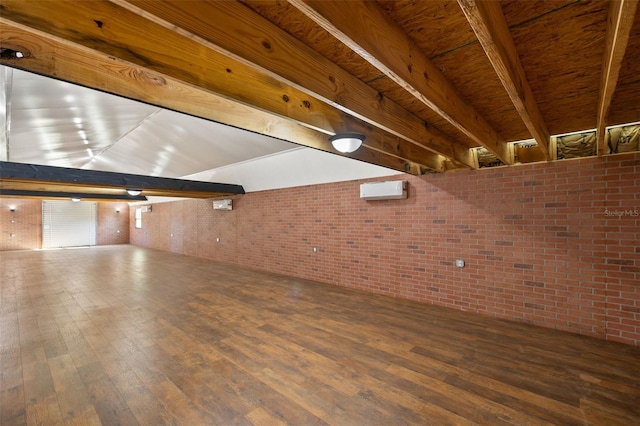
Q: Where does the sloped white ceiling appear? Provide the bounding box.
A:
[2,66,398,192]
[185,148,400,193]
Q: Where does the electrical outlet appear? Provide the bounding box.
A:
[455,259,465,268]
[312,247,318,253]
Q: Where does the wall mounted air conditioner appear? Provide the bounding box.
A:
[213,199,233,210]
[360,180,407,200]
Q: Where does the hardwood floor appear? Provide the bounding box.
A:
[1,245,639,425]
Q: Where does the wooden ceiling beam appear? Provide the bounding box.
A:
[0,161,246,199]
[596,0,639,156]
[0,189,147,201]
[0,2,464,173]
[114,0,473,169]
[458,0,551,161]
[0,21,436,174]
[288,0,511,165]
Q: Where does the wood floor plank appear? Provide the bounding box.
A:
[25,395,65,426]
[110,370,175,425]
[21,346,56,407]
[1,245,639,425]
[0,385,26,425]
[147,379,216,425]
[81,374,140,425]
[245,406,287,426]
[47,353,97,423]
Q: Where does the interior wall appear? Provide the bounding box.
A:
[97,202,130,246]
[0,199,130,250]
[0,199,42,250]
[130,153,640,346]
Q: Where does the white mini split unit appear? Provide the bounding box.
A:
[360,180,407,200]
[213,199,233,210]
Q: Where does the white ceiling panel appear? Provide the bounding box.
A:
[84,109,298,177]
[8,68,160,168]
[2,66,397,192]
[185,148,400,193]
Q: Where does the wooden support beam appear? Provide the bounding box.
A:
[0,189,147,201]
[287,0,510,165]
[0,21,436,174]
[114,0,473,169]
[596,0,639,155]
[0,2,467,173]
[0,161,245,199]
[457,0,551,161]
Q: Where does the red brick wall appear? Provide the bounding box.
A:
[97,202,130,245]
[0,199,130,250]
[0,199,42,250]
[130,153,640,345]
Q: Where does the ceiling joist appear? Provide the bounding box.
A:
[0,0,637,180]
[596,0,639,155]
[287,0,510,165]
[113,0,473,169]
[0,20,430,174]
[0,0,462,173]
[458,0,551,161]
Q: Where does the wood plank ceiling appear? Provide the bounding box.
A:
[0,0,639,179]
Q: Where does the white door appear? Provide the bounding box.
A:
[42,200,97,248]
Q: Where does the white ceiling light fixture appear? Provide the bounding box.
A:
[127,189,142,196]
[330,132,365,153]
[71,197,81,202]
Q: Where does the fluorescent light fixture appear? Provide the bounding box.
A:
[330,132,365,153]
[127,189,142,196]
